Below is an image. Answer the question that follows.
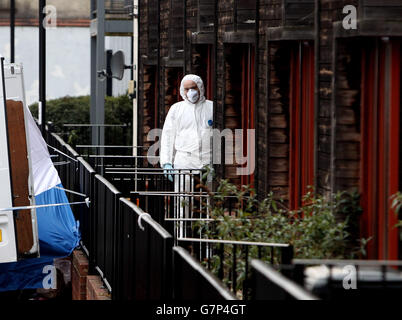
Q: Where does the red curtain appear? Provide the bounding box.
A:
[289,42,315,210]
[361,38,401,259]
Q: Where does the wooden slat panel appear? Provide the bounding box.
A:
[363,7,402,20]
[237,10,256,22]
[283,0,314,26]
[6,100,34,255]
[237,0,256,10]
[148,0,159,58]
[363,0,402,6]
[169,0,184,60]
[198,0,215,32]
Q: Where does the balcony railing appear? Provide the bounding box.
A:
[44,125,402,300]
[290,259,402,300]
[44,127,297,300]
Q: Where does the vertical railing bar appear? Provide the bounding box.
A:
[243,245,249,300]
[219,242,224,280]
[271,246,274,265]
[232,244,237,294]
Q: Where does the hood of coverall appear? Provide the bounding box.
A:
[179,74,206,104]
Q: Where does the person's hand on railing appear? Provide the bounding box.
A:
[163,163,174,182]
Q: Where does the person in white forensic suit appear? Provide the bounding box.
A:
[160,74,213,239]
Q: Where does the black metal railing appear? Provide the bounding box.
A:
[42,123,402,301]
[60,123,132,150]
[177,238,293,300]
[114,198,173,300]
[43,129,303,300]
[76,145,140,157]
[76,156,96,258]
[45,130,80,205]
[251,260,319,300]
[290,259,402,300]
[43,130,239,300]
[91,174,121,292]
[173,246,237,300]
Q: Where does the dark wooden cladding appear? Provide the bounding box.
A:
[169,0,185,60]
[334,38,361,193]
[266,43,292,201]
[141,66,158,156]
[198,0,215,33]
[235,0,256,31]
[138,0,402,258]
[282,0,315,26]
[360,0,402,21]
[148,0,159,59]
[5,100,34,256]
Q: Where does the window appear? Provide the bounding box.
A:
[142,66,158,153]
[164,67,184,116]
[240,45,255,187]
[360,38,401,259]
[193,44,214,100]
[289,41,315,210]
[224,44,255,187]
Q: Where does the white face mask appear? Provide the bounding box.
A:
[187,89,199,104]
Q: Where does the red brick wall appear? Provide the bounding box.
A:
[71,249,111,301]
[71,250,89,300]
[86,276,111,300]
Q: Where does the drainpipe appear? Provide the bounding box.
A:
[132,0,139,156]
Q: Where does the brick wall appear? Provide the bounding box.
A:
[71,249,111,301]
[71,250,89,300]
[86,276,111,300]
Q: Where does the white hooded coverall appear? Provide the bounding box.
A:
[160,74,213,239]
[160,74,213,170]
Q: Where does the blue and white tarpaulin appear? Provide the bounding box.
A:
[0,73,80,291]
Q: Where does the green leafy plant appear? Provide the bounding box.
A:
[191,176,369,295]
[390,192,402,228]
[196,181,366,258]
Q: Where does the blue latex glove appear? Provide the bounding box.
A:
[163,163,174,182]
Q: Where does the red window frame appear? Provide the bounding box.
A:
[240,45,255,187]
[289,41,315,210]
[360,38,401,260]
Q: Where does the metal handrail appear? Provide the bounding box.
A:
[120,197,172,239]
[88,155,157,158]
[77,145,148,148]
[173,247,238,300]
[178,237,290,248]
[293,259,402,267]
[63,124,128,127]
[251,260,319,300]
